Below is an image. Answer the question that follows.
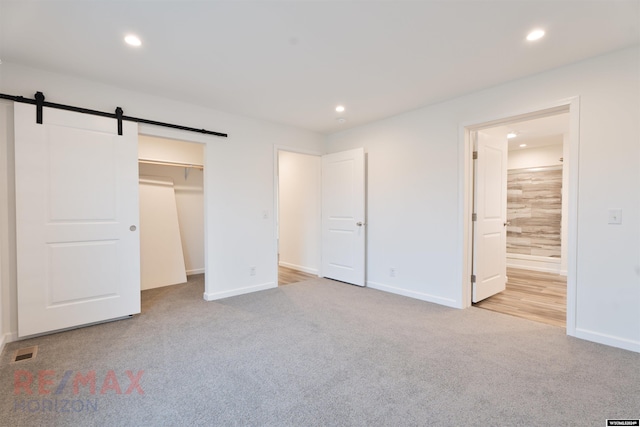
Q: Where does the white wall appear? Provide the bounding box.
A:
[326,47,640,352]
[0,62,325,339]
[139,134,204,166]
[508,143,563,169]
[278,151,321,275]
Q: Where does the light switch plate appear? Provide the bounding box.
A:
[608,208,622,224]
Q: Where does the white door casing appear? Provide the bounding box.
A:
[472,131,507,303]
[321,148,366,286]
[15,103,140,337]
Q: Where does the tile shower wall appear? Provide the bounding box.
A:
[507,167,562,257]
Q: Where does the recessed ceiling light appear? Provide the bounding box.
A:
[526,29,545,41]
[519,143,527,148]
[507,132,517,139]
[124,34,142,47]
[336,117,347,124]
[335,105,345,113]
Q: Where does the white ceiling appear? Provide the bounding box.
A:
[0,1,638,134]
[480,112,570,151]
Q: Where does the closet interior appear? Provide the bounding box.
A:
[138,135,204,290]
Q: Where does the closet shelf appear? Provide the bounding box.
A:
[139,159,204,170]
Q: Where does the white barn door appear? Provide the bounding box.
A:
[14,103,141,337]
[472,131,508,303]
[321,148,366,286]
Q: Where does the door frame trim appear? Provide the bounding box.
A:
[460,96,580,336]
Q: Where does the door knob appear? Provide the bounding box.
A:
[130,225,137,231]
[356,222,364,227]
[503,221,511,227]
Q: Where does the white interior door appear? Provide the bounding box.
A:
[321,148,365,286]
[472,131,507,303]
[15,103,141,337]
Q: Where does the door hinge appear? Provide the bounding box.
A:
[473,151,478,160]
[471,274,476,283]
[472,213,477,221]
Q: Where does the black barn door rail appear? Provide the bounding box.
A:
[0,92,228,138]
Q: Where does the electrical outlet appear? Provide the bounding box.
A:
[249,266,256,276]
[390,267,396,277]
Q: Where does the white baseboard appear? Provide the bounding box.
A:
[507,254,564,275]
[186,268,205,276]
[0,331,18,356]
[367,281,459,308]
[0,333,7,356]
[203,282,276,301]
[573,328,640,354]
[278,261,318,276]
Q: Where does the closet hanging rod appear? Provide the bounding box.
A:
[0,92,228,138]
[139,159,204,170]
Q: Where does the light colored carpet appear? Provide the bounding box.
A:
[1,275,638,426]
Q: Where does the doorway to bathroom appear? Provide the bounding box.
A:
[469,109,571,328]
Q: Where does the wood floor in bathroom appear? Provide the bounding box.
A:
[474,267,567,328]
[278,266,316,286]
